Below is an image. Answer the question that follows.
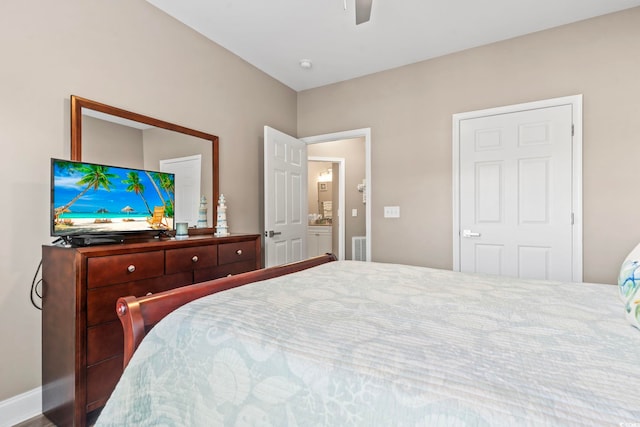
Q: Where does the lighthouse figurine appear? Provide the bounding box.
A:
[197,195,208,228]
[215,194,229,237]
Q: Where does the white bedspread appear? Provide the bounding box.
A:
[97,261,640,426]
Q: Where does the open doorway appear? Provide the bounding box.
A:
[308,158,344,259]
[306,137,367,261]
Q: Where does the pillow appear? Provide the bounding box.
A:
[617,242,640,329]
[626,293,640,329]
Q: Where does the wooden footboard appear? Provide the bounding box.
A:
[116,253,337,368]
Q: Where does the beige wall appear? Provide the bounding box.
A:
[0,0,295,402]
[298,7,640,285]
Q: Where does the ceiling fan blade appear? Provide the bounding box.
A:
[355,0,373,25]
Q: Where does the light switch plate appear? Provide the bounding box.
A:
[384,206,400,218]
[352,208,358,217]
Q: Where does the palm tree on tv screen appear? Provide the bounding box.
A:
[122,171,152,215]
[158,173,175,215]
[145,171,175,217]
[55,164,118,216]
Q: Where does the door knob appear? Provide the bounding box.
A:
[266,230,282,238]
[462,229,481,238]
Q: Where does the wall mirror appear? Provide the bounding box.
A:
[70,95,219,234]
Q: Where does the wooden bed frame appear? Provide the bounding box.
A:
[116,253,338,368]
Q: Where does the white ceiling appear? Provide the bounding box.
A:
[146,0,640,91]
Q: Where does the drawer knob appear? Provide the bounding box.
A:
[192,255,199,263]
[127,265,136,273]
[146,292,153,296]
[236,249,243,255]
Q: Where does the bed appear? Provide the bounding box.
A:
[96,254,640,426]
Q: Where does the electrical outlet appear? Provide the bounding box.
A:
[384,206,400,218]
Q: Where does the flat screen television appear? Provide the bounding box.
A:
[51,158,175,241]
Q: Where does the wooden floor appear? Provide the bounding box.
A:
[12,414,55,427]
[13,413,98,427]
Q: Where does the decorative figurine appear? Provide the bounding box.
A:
[215,194,229,237]
[197,195,208,228]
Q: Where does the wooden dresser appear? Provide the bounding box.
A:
[42,234,261,427]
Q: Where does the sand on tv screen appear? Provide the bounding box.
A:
[51,158,175,236]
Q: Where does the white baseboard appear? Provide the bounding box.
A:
[0,387,42,427]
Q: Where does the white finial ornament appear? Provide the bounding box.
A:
[215,194,229,237]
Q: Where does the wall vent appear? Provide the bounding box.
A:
[352,236,366,261]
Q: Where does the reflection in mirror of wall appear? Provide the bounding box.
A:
[71,96,219,233]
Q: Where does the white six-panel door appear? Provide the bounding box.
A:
[458,104,575,281]
[264,126,308,267]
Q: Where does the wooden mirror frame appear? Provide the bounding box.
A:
[70,95,219,235]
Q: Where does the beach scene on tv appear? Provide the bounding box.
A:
[52,159,175,235]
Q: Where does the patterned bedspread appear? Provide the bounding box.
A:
[96,261,640,426]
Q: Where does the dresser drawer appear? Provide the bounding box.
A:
[194,259,258,282]
[218,241,257,265]
[87,321,123,366]
[86,272,192,326]
[165,245,218,275]
[86,355,123,412]
[87,251,164,288]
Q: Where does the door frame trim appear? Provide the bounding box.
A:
[452,95,583,281]
[308,156,346,260]
[302,128,371,261]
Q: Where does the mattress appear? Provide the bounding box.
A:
[96,261,640,426]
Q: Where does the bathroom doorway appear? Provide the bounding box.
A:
[308,158,344,258]
[306,136,366,261]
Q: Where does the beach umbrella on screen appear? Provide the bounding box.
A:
[121,205,134,214]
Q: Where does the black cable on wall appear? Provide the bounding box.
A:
[31,259,42,310]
